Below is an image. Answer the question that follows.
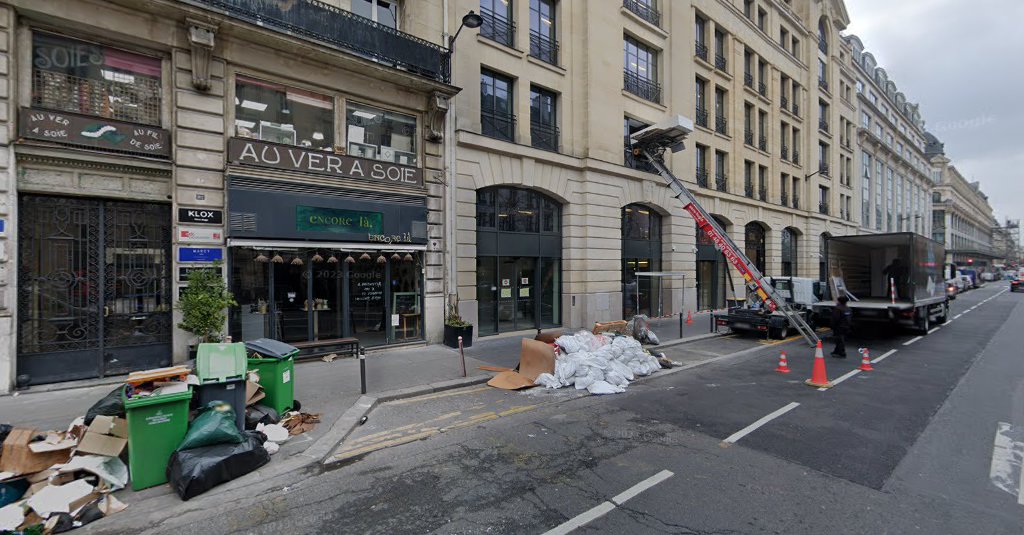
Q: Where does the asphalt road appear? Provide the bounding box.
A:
[126,282,1023,535]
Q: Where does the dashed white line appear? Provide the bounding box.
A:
[723,402,800,444]
[928,327,940,334]
[543,470,675,535]
[954,314,963,319]
[903,336,923,346]
[871,349,898,364]
[819,369,861,391]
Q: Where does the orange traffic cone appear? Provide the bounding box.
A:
[805,341,833,388]
[775,351,791,374]
[858,348,874,371]
[686,310,694,325]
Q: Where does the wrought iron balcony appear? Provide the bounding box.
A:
[758,82,767,97]
[696,167,709,187]
[818,78,829,92]
[781,95,789,109]
[185,0,451,83]
[696,107,709,128]
[531,122,559,152]
[480,7,516,48]
[715,114,728,135]
[792,194,800,210]
[624,70,661,103]
[744,129,754,146]
[759,186,767,201]
[695,41,709,62]
[792,149,800,164]
[819,163,830,176]
[759,135,767,152]
[744,72,754,88]
[819,201,830,215]
[623,0,662,27]
[715,173,728,192]
[482,109,516,142]
[780,191,788,206]
[781,144,789,160]
[715,53,728,71]
[529,31,559,65]
[819,118,829,133]
[744,181,754,198]
[792,102,800,116]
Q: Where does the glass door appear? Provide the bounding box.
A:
[497,256,517,333]
[514,257,536,330]
[272,253,309,343]
[349,257,387,347]
[310,252,343,340]
[477,257,498,335]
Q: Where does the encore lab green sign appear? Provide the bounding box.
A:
[296,206,382,234]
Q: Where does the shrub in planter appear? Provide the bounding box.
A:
[177,262,237,348]
[443,302,473,348]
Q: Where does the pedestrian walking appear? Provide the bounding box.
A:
[831,295,852,358]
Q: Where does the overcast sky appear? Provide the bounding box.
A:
[844,0,1024,227]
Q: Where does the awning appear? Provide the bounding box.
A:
[227,239,427,251]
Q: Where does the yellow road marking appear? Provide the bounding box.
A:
[388,386,491,405]
[345,410,464,445]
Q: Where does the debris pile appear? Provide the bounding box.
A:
[534,330,662,394]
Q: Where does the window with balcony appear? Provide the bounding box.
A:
[32,33,162,126]
[624,117,656,172]
[744,160,754,198]
[481,0,515,47]
[818,100,829,132]
[235,75,334,150]
[695,77,708,128]
[714,29,728,71]
[818,58,828,91]
[757,60,768,97]
[624,0,661,27]
[529,0,558,65]
[695,14,709,61]
[481,69,515,141]
[819,186,829,215]
[744,49,754,88]
[715,87,728,135]
[861,110,871,128]
[791,82,800,116]
[780,173,789,205]
[530,86,558,151]
[792,176,800,208]
[792,128,801,163]
[695,143,709,186]
[818,18,828,55]
[780,74,789,109]
[758,166,767,200]
[352,0,399,29]
[715,150,728,191]
[345,101,417,165]
[818,142,830,176]
[780,122,789,160]
[624,36,660,103]
[743,103,754,145]
[758,110,767,151]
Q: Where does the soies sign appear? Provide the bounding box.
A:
[228,139,423,189]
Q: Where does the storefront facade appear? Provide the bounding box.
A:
[0,0,455,390]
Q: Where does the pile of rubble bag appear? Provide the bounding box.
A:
[535,330,664,394]
[0,340,320,533]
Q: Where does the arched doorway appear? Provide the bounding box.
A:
[781,227,800,276]
[476,186,562,335]
[696,215,730,310]
[621,204,662,318]
[744,221,767,275]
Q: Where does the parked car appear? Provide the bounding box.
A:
[1012,278,1023,293]
[945,279,959,300]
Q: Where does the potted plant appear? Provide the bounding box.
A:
[443,298,473,348]
[177,261,237,359]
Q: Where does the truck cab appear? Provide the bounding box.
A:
[713,276,819,339]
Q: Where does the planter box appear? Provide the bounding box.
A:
[443,324,473,348]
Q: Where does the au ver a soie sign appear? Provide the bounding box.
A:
[296,206,383,235]
[19,107,170,157]
[228,138,423,189]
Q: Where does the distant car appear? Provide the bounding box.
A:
[981,272,996,282]
[1012,279,1023,293]
[959,275,974,291]
[945,279,959,299]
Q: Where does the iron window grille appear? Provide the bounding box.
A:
[819,119,829,133]
[758,82,767,97]
[696,167,709,187]
[792,149,800,164]
[715,173,728,192]
[529,31,559,65]
[624,70,661,103]
[715,114,728,135]
[819,201,829,215]
[792,194,800,209]
[759,186,767,201]
[744,129,754,146]
[781,95,789,109]
[623,0,661,27]
[759,136,767,152]
[744,73,754,88]
[715,54,728,71]
[696,107,709,128]
[781,145,789,160]
[481,7,516,48]
[531,123,559,152]
[780,191,788,205]
[792,102,800,116]
[695,41,709,62]
[744,181,754,198]
[482,109,516,142]
[819,163,830,176]
[32,64,161,127]
[818,78,829,92]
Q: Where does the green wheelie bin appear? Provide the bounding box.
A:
[244,338,299,415]
[123,386,193,490]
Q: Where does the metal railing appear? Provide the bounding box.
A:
[529,31,559,65]
[781,145,788,160]
[744,129,754,145]
[819,201,829,215]
[758,82,767,97]
[818,78,829,92]
[623,0,661,27]
[715,173,728,192]
[696,167,709,187]
[715,53,728,71]
[792,194,800,210]
[184,0,451,83]
[695,41,709,62]
[759,135,767,152]
[792,102,800,116]
[780,191,789,206]
[480,7,516,48]
[531,122,559,152]
[792,149,800,164]
[744,72,754,88]
[482,109,516,141]
[744,181,754,198]
[759,186,767,201]
[696,107,709,128]
[624,70,661,103]
[715,114,728,135]
[781,95,789,109]
[819,118,829,133]
[819,163,830,176]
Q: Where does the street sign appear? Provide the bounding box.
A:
[178,247,223,263]
[177,226,223,244]
[178,208,223,224]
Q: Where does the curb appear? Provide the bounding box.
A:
[651,331,722,350]
[313,374,492,467]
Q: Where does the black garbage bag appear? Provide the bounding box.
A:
[166,431,270,500]
[84,386,125,425]
[177,401,244,451]
[244,404,279,430]
[0,424,12,445]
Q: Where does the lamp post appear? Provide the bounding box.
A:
[449,10,483,49]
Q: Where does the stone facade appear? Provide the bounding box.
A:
[927,140,997,267]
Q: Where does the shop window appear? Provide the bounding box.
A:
[352,0,400,29]
[345,101,418,166]
[31,32,162,126]
[235,75,334,150]
[622,204,660,241]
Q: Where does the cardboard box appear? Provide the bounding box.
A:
[75,417,128,457]
[0,429,72,475]
[245,380,265,406]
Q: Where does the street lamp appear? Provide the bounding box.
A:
[449,10,483,49]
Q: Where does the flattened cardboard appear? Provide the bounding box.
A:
[245,381,265,406]
[86,416,127,439]
[1,429,72,475]
[27,432,76,454]
[26,479,93,517]
[75,433,126,458]
[518,339,556,382]
[487,371,536,390]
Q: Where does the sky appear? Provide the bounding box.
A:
[843,0,1024,228]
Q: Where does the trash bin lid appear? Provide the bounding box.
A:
[196,342,248,382]
[244,338,299,359]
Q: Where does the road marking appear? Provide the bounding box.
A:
[928,327,940,334]
[543,470,674,535]
[903,336,923,346]
[819,369,861,391]
[611,470,674,505]
[989,422,1024,504]
[871,349,897,364]
[954,314,963,319]
[723,402,800,444]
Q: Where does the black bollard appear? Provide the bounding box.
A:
[359,347,367,394]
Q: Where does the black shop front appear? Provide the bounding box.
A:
[225,140,428,349]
